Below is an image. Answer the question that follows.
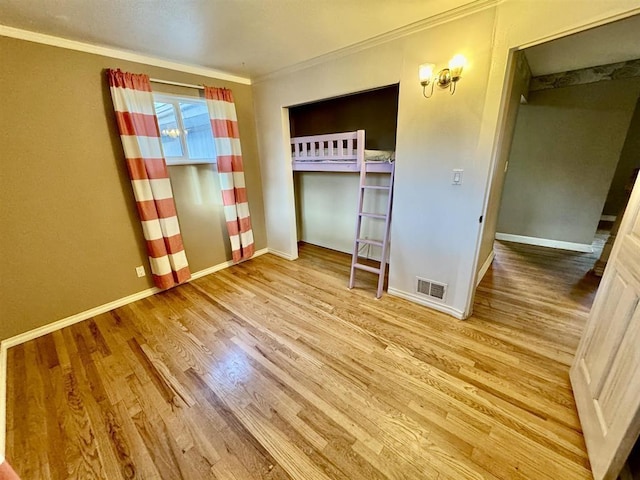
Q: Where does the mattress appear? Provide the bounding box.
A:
[293,148,395,162]
[364,149,395,162]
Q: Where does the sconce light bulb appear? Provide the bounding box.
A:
[449,54,466,81]
[419,63,435,86]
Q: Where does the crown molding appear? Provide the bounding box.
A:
[0,24,251,85]
[253,0,501,84]
[517,7,640,52]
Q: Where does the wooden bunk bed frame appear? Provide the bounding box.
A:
[291,130,394,173]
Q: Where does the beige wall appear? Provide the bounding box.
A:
[496,78,640,245]
[602,96,640,217]
[295,173,359,254]
[0,36,266,340]
[294,172,389,260]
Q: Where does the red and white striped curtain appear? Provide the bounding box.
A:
[107,69,191,289]
[204,87,255,262]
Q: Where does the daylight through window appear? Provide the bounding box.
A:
[153,94,217,165]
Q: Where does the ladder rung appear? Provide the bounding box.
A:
[353,263,381,274]
[357,238,383,247]
[360,212,387,219]
[350,157,394,299]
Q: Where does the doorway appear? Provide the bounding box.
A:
[477,14,640,480]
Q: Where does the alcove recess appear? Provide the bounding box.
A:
[289,84,399,150]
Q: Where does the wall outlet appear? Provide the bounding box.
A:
[135,265,146,278]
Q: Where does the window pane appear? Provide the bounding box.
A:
[154,102,183,157]
[180,102,217,160]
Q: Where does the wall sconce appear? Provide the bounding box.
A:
[419,54,466,98]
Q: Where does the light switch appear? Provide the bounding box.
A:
[452,169,463,185]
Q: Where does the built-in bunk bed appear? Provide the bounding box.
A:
[289,85,399,296]
[291,129,395,297]
[291,130,395,173]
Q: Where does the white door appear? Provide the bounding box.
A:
[570,176,640,480]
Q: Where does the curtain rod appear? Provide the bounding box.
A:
[150,78,205,90]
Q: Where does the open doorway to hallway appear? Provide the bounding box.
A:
[478,14,640,288]
[476,13,640,480]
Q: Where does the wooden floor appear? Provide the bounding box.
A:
[6,239,604,479]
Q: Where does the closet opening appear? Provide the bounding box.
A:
[288,84,399,297]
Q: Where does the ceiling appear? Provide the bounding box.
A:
[0,0,479,80]
[525,13,640,76]
[2,1,638,81]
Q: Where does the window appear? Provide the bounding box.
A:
[153,94,217,165]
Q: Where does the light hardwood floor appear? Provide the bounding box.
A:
[6,240,603,479]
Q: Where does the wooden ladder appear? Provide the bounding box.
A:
[349,161,395,298]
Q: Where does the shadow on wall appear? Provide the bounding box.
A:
[601,95,640,218]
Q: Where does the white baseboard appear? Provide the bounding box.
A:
[189,248,269,281]
[600,215,617,222]
[476,250,495,286]
[268,248,298,261]
[0,247,270,458]
[0,286,163,459]
[387,287,465,320]
[495,233,593,253]
[1,248,269,350]
[0,287,160,351]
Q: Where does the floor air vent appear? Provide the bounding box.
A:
[416,277,447,301]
